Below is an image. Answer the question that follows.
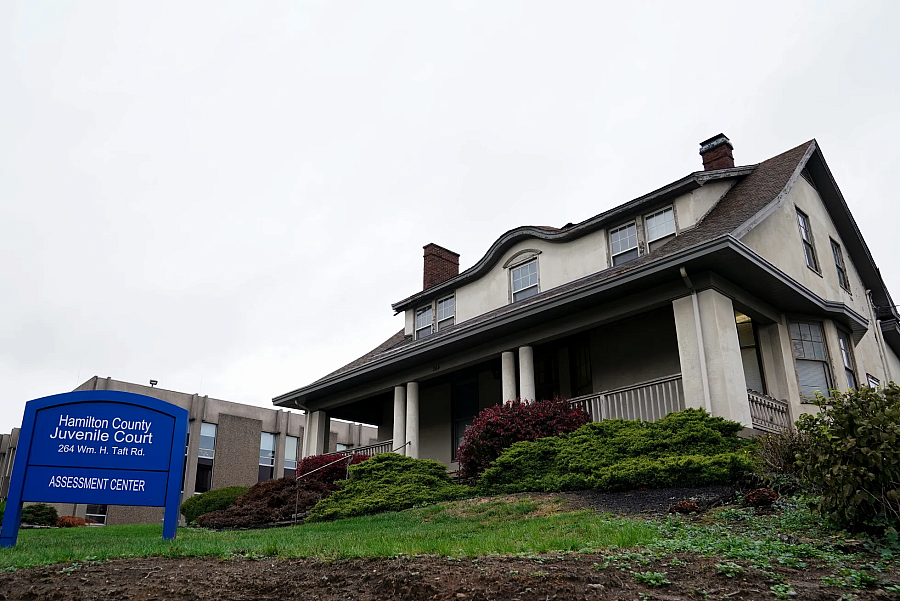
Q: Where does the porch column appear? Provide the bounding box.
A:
[519,346,536,402]
[405,382,419,459]
[392,385,407,455]
[302,410,329,458]
[501,351,517,402]
[673,289,751,426]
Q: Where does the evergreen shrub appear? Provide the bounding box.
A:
[457,398,590,479]
[479,408,754,493]
[308,453,473,522]
[296,453,370,485]
[196,477,334,529]
[796,384,900,531]
[180,486,248,524]
[20,503,58,526]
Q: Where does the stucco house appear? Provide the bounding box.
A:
[274,134,900,469]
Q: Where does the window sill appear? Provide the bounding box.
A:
[806,265,823,278]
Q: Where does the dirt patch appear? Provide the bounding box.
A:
[0,553,893,601]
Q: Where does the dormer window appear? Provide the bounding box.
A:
[645,207,676,250]
[437,295,455,330]
[415,305,433,340]
[610,222,639,266]
[511,260,539,302]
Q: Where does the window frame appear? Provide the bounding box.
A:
[830,238,851,293]
[789,320,833,399]
[836,329,858,390]
[609,220,640,266]
[414,304,434,340]
[85,504,108,526]
[436,294,455,330]
[644,206,677,244]
[284,435,299,478]
[509,258,540,303]
[866,373,881,389]
[795,208,820,273]
[258,431,276,483]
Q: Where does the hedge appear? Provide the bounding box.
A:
[196,477,334,529]
[479,408,754,493]
[180,486,248,524]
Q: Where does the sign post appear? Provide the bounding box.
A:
[0,391,188,547]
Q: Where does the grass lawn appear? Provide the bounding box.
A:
[0,498,655,568]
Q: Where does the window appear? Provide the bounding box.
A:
[85,504,108,526]
[284,435,299,478]
[790,321,832,398]
[796,209,819,272]
[736,312,766,394]
[258,432,276,482]
[336,442,353,452]
[644,207,676,249]
[415,305,433,339]
[836,330,858,390]
[195,422,216,493]
[569,336,593,397]
[831,240,850,292]
[610,222,639,266]
[510,260,539,302]
[867,373,881,389]
[437,295,455,330]
[451,380,478,461]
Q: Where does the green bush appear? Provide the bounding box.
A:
[0,499,5,524]
[796,384,900,531]
[20,503,58,526]
[749,426,810,493]
[308,454,473,522]
[479,408,754,493]
[180,486,248,524]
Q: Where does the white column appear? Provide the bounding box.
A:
[405,382,419,459]
[303,410,329,457]
[519,346,536,402]
[673,290,751,426]
[501,351,517,402]
[392,385,407,455]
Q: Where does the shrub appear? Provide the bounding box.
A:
[308,454,473,522]
[57,516,87,528]
[479,408,754,493]
[0,499,5,524]
[196,477,334,529]
[180,486,248,524]
[750,427,809,493]
[457,398,590,479]
[796,384,900,531]
[296,453,371,485]
[20,503,58,526]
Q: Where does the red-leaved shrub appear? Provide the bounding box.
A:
[457,398,590,479]
[296,453,371,485]
[57,516,87,528]
[195,477,335,529]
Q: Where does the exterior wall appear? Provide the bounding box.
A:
[211,413,263,489]
[886,345,900,383]
[589,306,681,392]
[418,383,451,466]
[672,181,734,231]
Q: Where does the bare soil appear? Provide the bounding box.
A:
[1,553,894,601]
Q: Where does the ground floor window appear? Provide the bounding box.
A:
[569,336,593,397]
[790,321,832,398]
[284,435,299,478]
[735,312,766,394]
[258,432,276,482]
[85,504,108,525]
[452,380,479,461]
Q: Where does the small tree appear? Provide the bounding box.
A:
[20,503,58,526]
[457,398,590,479]
[796,383,900,531]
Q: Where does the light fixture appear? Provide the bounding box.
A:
[149,380,158,387]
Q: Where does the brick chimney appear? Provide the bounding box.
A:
[423,243,460,290]
[699,134,735,170]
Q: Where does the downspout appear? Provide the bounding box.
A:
[866,289,892,383]
[680,267,712,411]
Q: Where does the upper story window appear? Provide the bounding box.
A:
[789,321,831,398]
[796,208,819,272]
[836,330,858,390]
[610,222,639,266]
[510,260,539,302]
[415,305,433,340]
[644,207,676,249]
[437,295,455,330]
[830,239,851,293]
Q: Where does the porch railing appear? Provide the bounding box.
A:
[328,439,394,457]
[747,390,790,433]
[569,374,685,422]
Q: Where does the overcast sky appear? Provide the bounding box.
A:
[2,1,898,433]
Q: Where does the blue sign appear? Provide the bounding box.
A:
[0,391,188,547]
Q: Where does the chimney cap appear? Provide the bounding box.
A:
[699,133,733,155]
